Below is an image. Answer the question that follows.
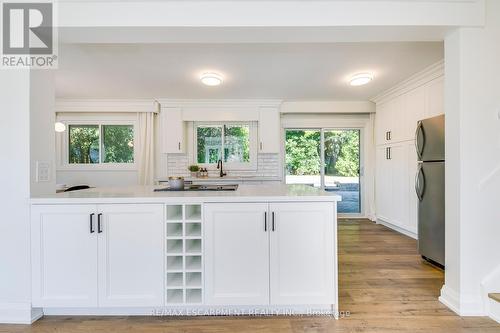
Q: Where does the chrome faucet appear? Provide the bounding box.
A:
[217,159,227,178]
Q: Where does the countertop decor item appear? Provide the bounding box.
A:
[188,165,200,178]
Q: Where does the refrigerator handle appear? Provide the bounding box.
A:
[415,164,425,201]
[415,121,425,160]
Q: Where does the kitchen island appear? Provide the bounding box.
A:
[30,184,341,318]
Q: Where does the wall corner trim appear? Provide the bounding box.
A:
[0,302,37,324]
[440,285,486,317]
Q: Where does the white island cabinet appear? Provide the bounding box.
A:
[204,201,336,306]
[30,184,340,317]
[31,204,164,308]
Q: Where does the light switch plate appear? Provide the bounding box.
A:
[36,161,51,182]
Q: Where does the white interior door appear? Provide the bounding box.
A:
[269,202,336,305]
[204,203,270,305]
[97,204,164,307]
[31,205,98,307]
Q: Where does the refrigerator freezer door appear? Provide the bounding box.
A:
[416,114,445,162]
[417,161,445,266]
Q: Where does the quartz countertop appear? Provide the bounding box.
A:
[31,184,342,205]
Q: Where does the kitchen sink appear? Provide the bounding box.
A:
[155,184,239,192]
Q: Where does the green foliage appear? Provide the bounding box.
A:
[69,125,100,163]
[197,125,250,164]
[68,125,134,164]
[197,126,222,164]
[224,125,250,162]
[324,130,359,177]
[102,125,134,163]
[285,130,321,175]
[285,129,360,177]
[188,165,200,172]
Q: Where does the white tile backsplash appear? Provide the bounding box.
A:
[166,153,281,179]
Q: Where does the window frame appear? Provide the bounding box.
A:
[56,114,138,171]
[193,121,258,171]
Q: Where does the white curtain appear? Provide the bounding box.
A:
[138,112,157,185]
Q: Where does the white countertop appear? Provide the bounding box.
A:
[31,184,342,204]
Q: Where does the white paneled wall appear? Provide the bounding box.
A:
[166,153,281,179]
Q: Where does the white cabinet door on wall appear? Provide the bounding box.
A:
[163,107,186,153]
[258,107,281,153]
[204,203,270,305]
[388,96,405,143]
[97,204,164,307]
[403,85,427,141]
[375,103,390,145]
[31,205,98,307]
[269,202,335,305]
[389,143,409,230]
[375,146,392,222]
[427,77,444,118]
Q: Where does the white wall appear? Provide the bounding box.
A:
[0,71,33,323]
[30,71,56,196]
[441,0,500,316]
[56,170,138,187]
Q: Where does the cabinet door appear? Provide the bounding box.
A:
[389,143,410,230]
[31,205,98,307]
[375,146,392,222]
[427,77,444,118]
[269,202,335,305]
[258,107,281,153]
[204,203,269,305]
[375,103,389,145]
[388,96,405,142]
[97,204,164,307]
[403,85,427,141]
[163,107,185,153]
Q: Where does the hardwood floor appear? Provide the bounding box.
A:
[2,219,499,333]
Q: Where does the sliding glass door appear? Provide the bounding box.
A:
[285,128,361,214]
[323,129,361,214]
[284,130,321,188]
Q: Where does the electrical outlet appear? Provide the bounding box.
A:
[36,161,51,182]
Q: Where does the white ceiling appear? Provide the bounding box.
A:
[55,42,443,100]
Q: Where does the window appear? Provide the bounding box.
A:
[195,122,256,169]
[63,122,135,167]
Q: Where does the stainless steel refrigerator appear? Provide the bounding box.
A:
[415,114,445,267]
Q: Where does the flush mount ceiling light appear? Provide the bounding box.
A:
[200,72,223,86]
[54,122,66,133]
[349,73,374,86]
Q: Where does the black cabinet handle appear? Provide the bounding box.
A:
[89,213,95,233]
[272,212,275,231]
[264,212,267,231]
[97,213,103,233]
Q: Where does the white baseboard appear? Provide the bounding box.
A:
[0,302,39,324]
[439,285,461,315]
[439,285,485,316]
[488,299,500,324]
[376,218,417,239]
